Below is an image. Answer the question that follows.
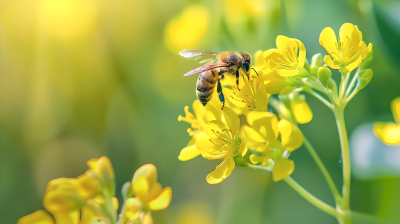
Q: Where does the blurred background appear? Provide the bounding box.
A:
[1,0,400,223]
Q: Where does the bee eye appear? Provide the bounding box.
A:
[243,61,250,72]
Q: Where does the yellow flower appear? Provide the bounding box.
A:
[165,5,209,52]
[241,111,303,181]
[178,99,222,161]
[86,156,115,197]
[264,35,306,77]
[226,64,270,114]
[319,23,369,73]
[195,107,248,184]
[224,0,266,23]
[374,97,400,145]
[18,176,116,224]
[131,164,172,212]
[18,156,120,224]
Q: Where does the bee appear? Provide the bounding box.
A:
[180,50,255,109]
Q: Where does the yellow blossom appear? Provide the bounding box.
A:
[165,5,209,52]
[319,23,370,73]
[374,97,400,145]
[264,35,306,77]
[226,64,270,114]
[290,94,313,124]
[131,164,172,212]
[241,111,303,181]
[195,107,248,184]
[178,99,222,161]
[86,156,115,196]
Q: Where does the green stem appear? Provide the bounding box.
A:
[344,72,358,99]
[283,176,339,218]
[333,108,351,210]
[306,90,333,109]
[303,137,341,204]
[339,72,350,100]
[116,201,128,224]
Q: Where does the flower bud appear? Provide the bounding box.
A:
[356,69,373,90]
[317,67,332,87]
[359,43,373,70]
[290,95,313,124]
[310,53,323,75]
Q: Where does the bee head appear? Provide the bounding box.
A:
[241,52,252,74]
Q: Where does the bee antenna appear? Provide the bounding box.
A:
[251,68,259,76]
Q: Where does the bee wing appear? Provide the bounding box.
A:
[179,50,218,64]
[183,63,230,76]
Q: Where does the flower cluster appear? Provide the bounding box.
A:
[178,23,374,184]
[18,157,172,224]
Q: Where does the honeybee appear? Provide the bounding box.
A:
[180,50,255,109]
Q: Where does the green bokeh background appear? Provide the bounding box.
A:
[1,0,400,223]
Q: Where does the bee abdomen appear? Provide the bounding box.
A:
[196,70,217,106]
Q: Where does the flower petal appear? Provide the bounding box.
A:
[206,156,235,184]
[52,211,80,224]
[240,125,264,146]
[319,27,339,58]
[295,39,306,68]
[148,186,172,211]
[222,107,240,135]
[339,23,360,57]
[255,83,270,110]
[342,55,362,73]
[279,119,303,151]
[391,97,400,123]
[292,100,313,124]
[275,69,299,77]
[324,55,339,69]
[142,213,154,224]
[132,164,157,194]
[276,35,298,52]
[264,49,282,69]
[17,210,54,224]
[178,137,201,161]
[204,120,227,141]
[249,154,270,165]
[273,158,294,181]
[246,111,279,141]
[124,198,141,220]
[374,122,400,145]
[133,175,150,204]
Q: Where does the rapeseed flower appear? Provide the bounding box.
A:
[18,156,119,224]
[226,52,270,113]
[241,111,303,181]
[319,23,370,73]
[264,35,306,77]
[195,107,248,184]
[374,97,400,145]
[178,99,222,161]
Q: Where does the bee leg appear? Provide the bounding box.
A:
[235,69,240,91]
[217,78,225,110]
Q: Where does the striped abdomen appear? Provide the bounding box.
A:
[196,69,219,106]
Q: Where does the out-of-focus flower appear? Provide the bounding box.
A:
[264,35,306,77]
[131,164,172,212]
[374,97,400,145]
[319,23,370,73]
[224,0,267,23]
[18,176,115,224]
[19,157,172,224]
[178,99,222,161]
[195,107,248,184]
[241,111,303,181]
[165,5,209,52]
[18,156,118,224]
